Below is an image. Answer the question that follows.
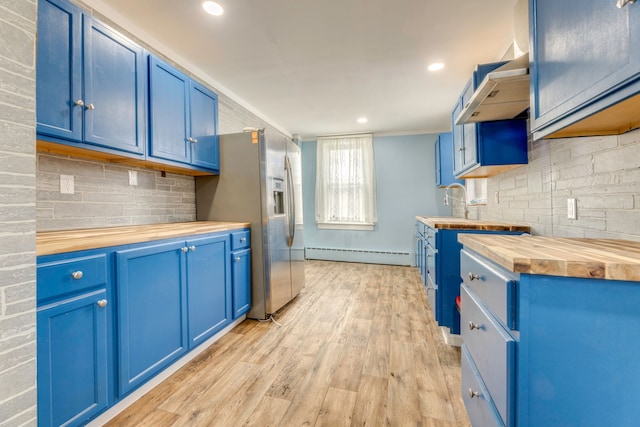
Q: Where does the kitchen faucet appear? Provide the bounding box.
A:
[444,183,469,219]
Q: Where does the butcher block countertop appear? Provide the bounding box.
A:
[458,234,640,281]
[416,216,531,232]
[36,221,250,256]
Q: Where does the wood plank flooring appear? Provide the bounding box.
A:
[105,261,471,427]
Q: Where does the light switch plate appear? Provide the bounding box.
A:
[567,198,577,220]
[60,174,74,194]
[128,170,138,186]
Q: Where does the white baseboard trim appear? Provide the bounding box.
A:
[440,326,463,347]
[305,247,412,266]
[88,315,246,426]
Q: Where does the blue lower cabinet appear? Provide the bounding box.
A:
[37,289,109,427]
[116,240,189,395]
[232,248,251,319]
[185,234,231,347]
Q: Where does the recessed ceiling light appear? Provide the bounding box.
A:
[357,117,368,124]
[202,1,224,16]
[427,62,445,72]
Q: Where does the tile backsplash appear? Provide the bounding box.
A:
[36,153,196,231]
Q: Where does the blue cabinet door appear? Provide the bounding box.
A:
[36,0,83,141]
[530,0,640,137]
[189,82,220,171]
[116,240,188,395]
[37,289,109,427]
[451,101,465,175]
[232,248,251,319]
[435,133,462,187]
[148,56,190,164]
[83,16,146,155]
[185,234,231,347]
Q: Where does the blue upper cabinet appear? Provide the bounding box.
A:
[435,132,462,187]
[36,0,146,157]
[149,56,220,173]
[530,0,640,140]
[452,62,528,179]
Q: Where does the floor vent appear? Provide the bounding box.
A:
[305,247,411,266]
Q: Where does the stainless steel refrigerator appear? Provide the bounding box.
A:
[195,129,304,320]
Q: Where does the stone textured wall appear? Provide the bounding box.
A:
[464,128,640,240]
[0,0,38,425]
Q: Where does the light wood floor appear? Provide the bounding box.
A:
[106,261,471,427]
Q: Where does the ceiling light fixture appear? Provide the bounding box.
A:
[427,62,445,72]
[357,117,368,124]
[202,1,224,16]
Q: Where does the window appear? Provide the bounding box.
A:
[315,134,377,230]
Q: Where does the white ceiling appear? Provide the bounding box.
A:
[82,0,519,139]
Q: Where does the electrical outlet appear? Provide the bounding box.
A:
[128,170,138,186]
[567,198,577,220]
[494,191,499,204]
[60,174,74,194]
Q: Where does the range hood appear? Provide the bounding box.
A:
[455,54,529,125]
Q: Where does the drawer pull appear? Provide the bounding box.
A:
[240,237,247,242]
[468,388,480,399]
[74,99,84,107]
[97,299,107,308]
[468,321,481,330]
[181,247,189,253]
[189,245,196,251]
[71,271,83,280]
[468,272,480,281]
[617,0,636,8]
[234,257,241,262]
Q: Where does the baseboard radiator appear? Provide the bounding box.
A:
[305,247,412,266]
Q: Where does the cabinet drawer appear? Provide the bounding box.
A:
[37,254,108,303]
[461,285,515,426]
[461,344,505,427]
[231,231,250,250]
[461,249,517,330]
[426,226,436,242]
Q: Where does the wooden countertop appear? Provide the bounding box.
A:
[416,216,531,232]
[36,221,251,256]
[458,234,640,281]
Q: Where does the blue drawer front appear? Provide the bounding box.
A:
[461,248,517,330]
[231,230,250,250]
[37,254,108,303]
[461,344,505,427]
[461,285,515,426]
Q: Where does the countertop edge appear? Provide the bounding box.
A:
[37,221,251,256]
[416,216,531,232]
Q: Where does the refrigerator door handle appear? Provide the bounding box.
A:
[285,155,295,248]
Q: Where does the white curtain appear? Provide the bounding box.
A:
[315,134,377,227]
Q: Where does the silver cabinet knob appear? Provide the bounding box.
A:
[86,103,95,110]
[97,299,107,308]
[181,247,189,253]
[458,147,465,152]
[469,321,481,330]
[468,389,479,399]
[234,257,241,262]
[71,271,83,280]
[191,137,198,143]
[189,246,196,251]
[468,272,480,281]
[240,237,247,242]
[74,99,84,107]
[617,0,636,8]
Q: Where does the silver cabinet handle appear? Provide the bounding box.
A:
[97,299,107,308]
[71,271,83,280]
[191,137,198,143]
[468,389,479,399]
[240,237,247,242]
[469,321,481,330]
[234,257,241,262]
[458,147,465,151]
[468,272,480,281]
[86,103,95,110]
[189,246,196,251]
[617,0,636,8]
[181,247,189,253]
[74,99,84,107]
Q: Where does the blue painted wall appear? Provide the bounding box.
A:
[301,133,451,265]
